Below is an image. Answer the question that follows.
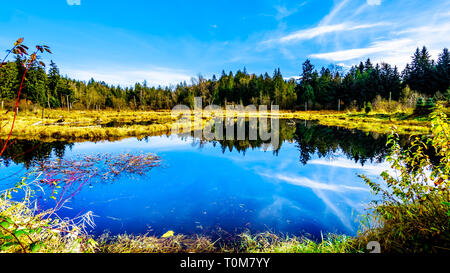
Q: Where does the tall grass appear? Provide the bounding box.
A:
[0,188,97,253]
[237,232,359,253]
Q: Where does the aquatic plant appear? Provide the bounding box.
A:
[35,152,160,210]
[0,152,161,253]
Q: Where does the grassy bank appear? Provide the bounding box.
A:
[288,110,432,135]
[0,108,435,141]
[0,109,210,141]
[97,232,359,253]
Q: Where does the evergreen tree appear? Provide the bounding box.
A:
[404,46,435,95]
[436,48,450,94]
[47,60,60,107]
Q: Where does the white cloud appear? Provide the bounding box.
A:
[319,0,350,26]
[63,66,192,87]
[367,0,382,6]
[309,17,450,69]
[66,0,81,5]
[392,21,450,37]
[274,2,307,21]
[275,22,388,43]
[308,158,391,176]
[274,5,294,20]
[310,187,354,231]
[262,173,370,192]
[309,38,413,61]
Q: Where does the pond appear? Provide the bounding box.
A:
[0,120,403,240]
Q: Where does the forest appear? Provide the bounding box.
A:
[0,46,449,111]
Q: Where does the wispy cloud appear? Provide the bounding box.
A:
[393,20,450,36]
[308,158,390,176]
[257,0,448,71]
[301,1,450,69]
[309,17,450,68]
[310,187,354,231]
[272,22,388,44]
[262,173,369,192]
[367,0,382,6]
[261,0,387,47]
[274,2,307,21]
[309,38,412,61]
[66,0,81,6]
[319,0,350,26]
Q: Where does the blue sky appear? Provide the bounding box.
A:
[1,0,449,87]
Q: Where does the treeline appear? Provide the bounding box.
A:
[0,46,449,111]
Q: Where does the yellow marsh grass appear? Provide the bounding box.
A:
[98,233,217,253]
[0,109,432,141]
[97,232,357,253]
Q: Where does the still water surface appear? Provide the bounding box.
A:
[0,120,395,239]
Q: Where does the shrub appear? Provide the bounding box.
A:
[416,97,425,108]
[425,98,435,108]
[364,102,372,114]
[400,86,421,109]
[414,97,434,115]
[358,104,450,253]
[372,95,407,113]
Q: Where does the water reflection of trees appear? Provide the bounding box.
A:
[0,140,73,168]
[182,120,410,165]
[1,120,412,167]
[294,123,392,165]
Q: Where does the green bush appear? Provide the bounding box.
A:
[359,104,450,253]
[364,102,372,114]
[416,97,425,108]
[425,98,435,108]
